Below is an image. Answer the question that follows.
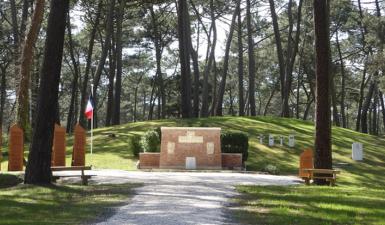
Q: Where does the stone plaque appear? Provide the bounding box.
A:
[52,124,66,166]
[186,157,196,170]
[280,136,284,146]
[178,131,203,143]
[352,142,363,161]
[259,135,263,144]
[72,123,86,166]
[207,142,214,154]
[167,142,175,154]
[288,135,295,147]
[8,125,24,171]
[268,134,274,146]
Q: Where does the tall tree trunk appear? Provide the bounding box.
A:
[246,0,256,116]
[200,0,217,117]
[237,3,245,116]
[25,0,69,184]
[177,0,193,118]
[0,64,7,129]
[215,0,239,116]
[92,0,116,128]
[79,0,103,127]
[335,29,346,128]
[356,62,367,131]
[268,0,286,116]
[371,86,378,135]
[361,81,375,133]
[331,80,340,126]
[66,13,80,133]
[106,35,116,126]
[113,0,125,125]
[379,91,385,131]
[313,0,332,185]
[15,0,45,141]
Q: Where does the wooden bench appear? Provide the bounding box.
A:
[302,168,341,186]
[51,166,94,185]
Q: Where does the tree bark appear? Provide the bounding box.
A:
[361,81,375,133]
[106,33,116,126]
[331,79,340,126]
[79,0,103,127]
[215,0,239,116]
[15,0,45,140]
[177,0,193,118]
[237,3,245,116]
[113,0,125,125]
[246,0,256,116]
[379,91,385,131]
[335,29,346,128]
[25,0,69,184]
[313,0,332,185]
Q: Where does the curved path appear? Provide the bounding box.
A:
[70,170,301,225]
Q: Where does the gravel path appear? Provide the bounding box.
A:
[59,170,301,225]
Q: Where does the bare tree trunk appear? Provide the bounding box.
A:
[215,0,239,116]
[177,0,193,118]
[379,91,385,132]
[237,3,245,116]
[331,80,340,126]
[313,0,332,185]
[246,0,256,116]
[15,0,45,141]
[25,0,69,184]
[361,81,375,133]
[335,29,346,128]
[113,0,125,125]
[66,13,80,133]
[106,34,116,126]
[79,0,102,127]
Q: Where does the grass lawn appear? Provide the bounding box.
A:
[1,116,384,224]
[0,174,138,225]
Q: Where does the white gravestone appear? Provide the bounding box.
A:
[268,135,274,146]
[259,135,263,144]
[288,135,295,147]
[280,136,284,146]
[186,157,196,169]
[352,143,363,161]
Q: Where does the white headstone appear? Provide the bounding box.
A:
[259,135,263,144]
[352,143,363,161]
[288,135,295,147]
[186,157,196,169]
[268,135,274,146]
[280,136,284,146]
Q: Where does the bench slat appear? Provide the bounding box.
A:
[51,166,92,171]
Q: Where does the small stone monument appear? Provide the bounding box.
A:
[280,136,284,146]
[8,125,24,171]
[352,142,363,161]
[288,135,295,147]
[259,135,263,144]
[72,123,86,166]
[52,124,66,166]
[268,134,274,146]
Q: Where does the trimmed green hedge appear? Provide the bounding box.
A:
[140,129,161,153]
[221,131,249,162]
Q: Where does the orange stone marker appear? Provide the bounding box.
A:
[72,123,86,166]
[299,149,313,178]
[52,124,66,166]
[8,125,24,171]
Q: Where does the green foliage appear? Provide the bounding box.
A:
[0,174,23,188]
[140,129,161,153]
[221,131,249,162]
[130,135,142,157]
[261,164,280,175]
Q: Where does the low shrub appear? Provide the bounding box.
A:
[131,135,142,157]
[140,129,161,153]
[221,131,249,162]
[262,164,280,175]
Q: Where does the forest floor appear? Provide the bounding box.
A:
[1,116,385,224]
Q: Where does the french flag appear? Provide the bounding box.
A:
[84,94,94,120]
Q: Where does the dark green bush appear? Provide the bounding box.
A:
[140,129,161,153]
[221,131,249,162]
[131,135,142,157]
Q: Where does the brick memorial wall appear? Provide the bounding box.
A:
[8,125,24,171]
[222,153,242,169]
[139,153,160,169]
[72,123,86,166]
[159,127,222,169]
[52,124,66,166]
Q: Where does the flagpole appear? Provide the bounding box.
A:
[91,81,94,158]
